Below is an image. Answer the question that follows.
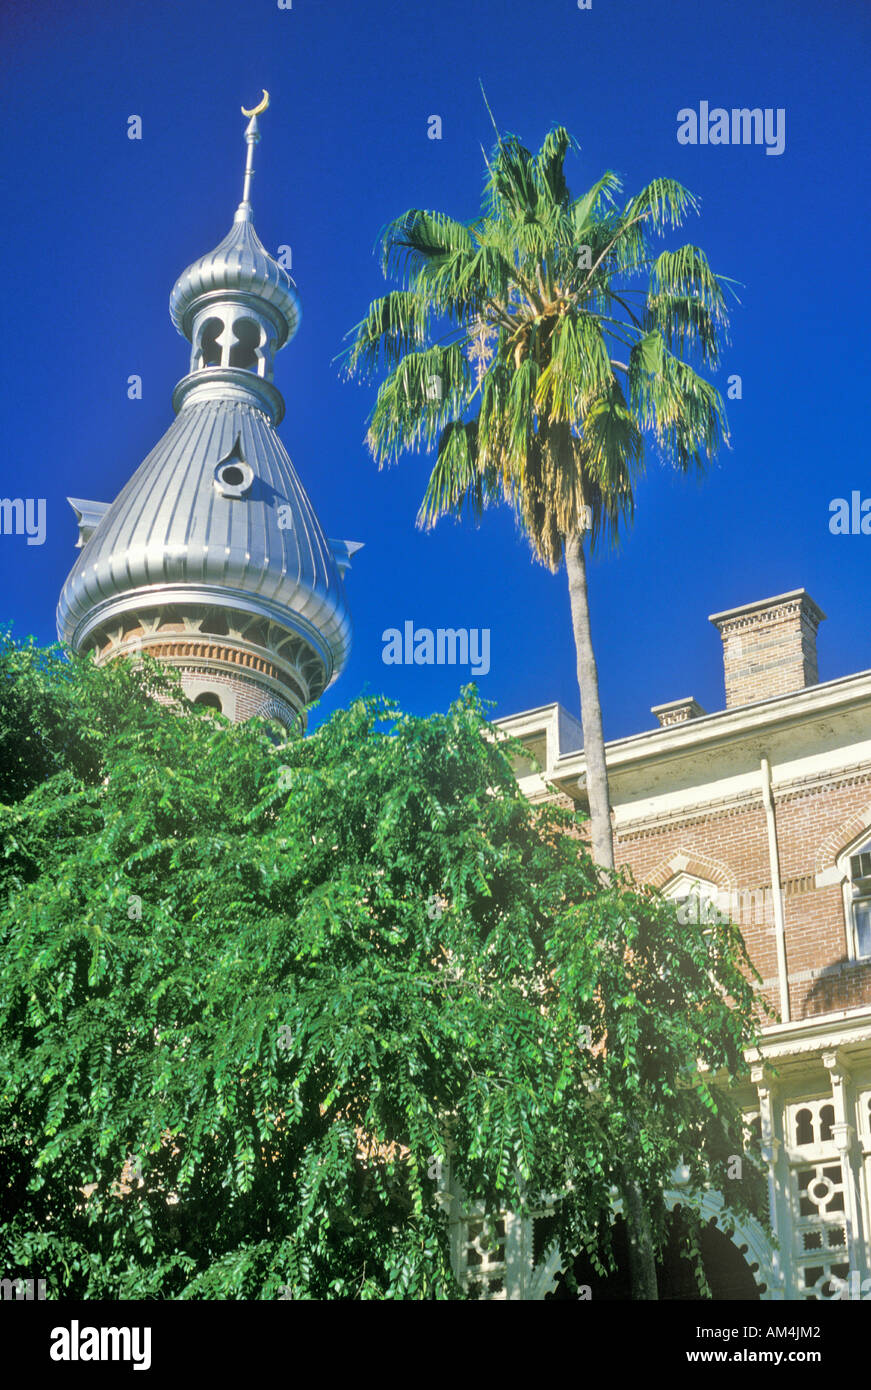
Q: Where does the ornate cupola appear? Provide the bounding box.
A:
[57,95,360,730]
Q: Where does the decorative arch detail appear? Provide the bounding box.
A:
[183,676,236,721]
[527,1188,777,1301]
[644,850,737,895]
[250,697,296,730]
[814,802,871,878]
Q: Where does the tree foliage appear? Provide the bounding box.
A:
[0,641,763,1298]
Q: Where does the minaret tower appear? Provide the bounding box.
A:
[57,95,360,730]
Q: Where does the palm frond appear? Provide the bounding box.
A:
[536,314,611,424]
[580,447,636,557]
[421,235,513,321]
[344,291,431,378]
[381,210,475,283]
[643,293,723,366]
[417,420,495,528]
[605,217,650,279]
[570,172,622,235]
[484,133,539,218]
[532,126,578,209]
[366,344,474,465]
[639,349,729,472]
[581,379,645,499]
[649,246,729,326]
[624,178,699,232]
[504,357,539,469]
[477,357,515,471]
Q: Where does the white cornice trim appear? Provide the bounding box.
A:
[495,668,871,789]
[747,1007,871,1063]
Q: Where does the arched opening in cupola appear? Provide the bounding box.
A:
[198,317,224,368]
[229,317,261,371]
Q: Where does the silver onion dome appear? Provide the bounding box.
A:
[169,205,300,348]
[56,96,360,723]
[56,397,354,687]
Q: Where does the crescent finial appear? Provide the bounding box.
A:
[241,90,270,118]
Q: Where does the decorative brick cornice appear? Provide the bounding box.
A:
[751,1012,871,1060]
[709,591,826,639]
[95,616,322,711]
[173,656,306,711]
[615,769,871,840]
[617,793,764,840]
[147,639,281,680]
[775,769,871,806]
[650,697,706,728]
[814,801,871,875]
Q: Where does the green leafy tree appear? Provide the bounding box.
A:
[0,629,102,803]
[343,121,734,874]
[0,643,762,1298]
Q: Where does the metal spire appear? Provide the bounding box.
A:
[237,90,270,221]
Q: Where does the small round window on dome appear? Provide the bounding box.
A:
[194,691,222,711]
[214,458,254,498]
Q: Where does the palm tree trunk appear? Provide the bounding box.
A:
[564,529,659,1300]
[563,531,614,872]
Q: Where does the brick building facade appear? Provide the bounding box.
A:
[476,589,871,1300]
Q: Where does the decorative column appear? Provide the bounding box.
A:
[751,1060,786,1298]
[822,1049,864,1289]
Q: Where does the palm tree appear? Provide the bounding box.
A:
[345,129,735,1299]
[343,123,733,876]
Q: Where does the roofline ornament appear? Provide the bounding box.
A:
[241,90,270,119]
[237,90,270,220]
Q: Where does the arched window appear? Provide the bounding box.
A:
[229,317,261,371]
[663,872,725,926]
[197,317,224,368]
[793,1102,835,1148]
[187,681,236,719]
[194,691,222,712]
[250,698,295,744]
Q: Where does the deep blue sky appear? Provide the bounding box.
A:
[2,0,869,738]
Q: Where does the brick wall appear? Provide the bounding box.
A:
[152,662,299,731]
[610,772,871,1022]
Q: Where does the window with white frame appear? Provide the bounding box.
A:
[841,837,871,960]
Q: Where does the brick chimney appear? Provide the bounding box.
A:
[709,589,826,709]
